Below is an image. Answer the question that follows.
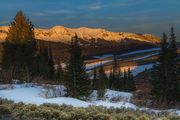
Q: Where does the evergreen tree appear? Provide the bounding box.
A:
[166,27,179,103]
[127,68,136,91]
[97,64,107,99]
[110,55,123,91]
[55,60,64,83]
[118,67,123,91]
[92,68,98,89]
[66,35,91,98]
[151,27,180,103]
[108,69,114,89]
[35,41,49,79]
[19,66,31,83]
[112,55,118,75]
[123,70,128,91]
[151,33,169,102]
[2,11,36,81]
[98,63,109,88]
[34,41,55,80]
[47,42,54,79]
[112,55,118,89]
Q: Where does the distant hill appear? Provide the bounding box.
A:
[0,26,160,43]
[0,26,160,62]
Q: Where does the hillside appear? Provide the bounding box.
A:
[0,26,160,43]
[0,26,160,62]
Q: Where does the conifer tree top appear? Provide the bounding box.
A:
[170,26,176,41]
[6,11,35,44]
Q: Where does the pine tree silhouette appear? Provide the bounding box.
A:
[2,11,36,82]
[66,35,91,98]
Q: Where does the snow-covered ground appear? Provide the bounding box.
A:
[92,48,160,59]
[93,54,113,59]
[0,84,135,109]
[86,47,159,71]
[86,60,112,70]
[0,84,179,115]
[86,59,154,75]
[129,64,154,76]
[132,53,159,61]
[117,47,160,58]
[105,64,154,76]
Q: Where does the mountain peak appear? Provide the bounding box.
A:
[0,25,160,43]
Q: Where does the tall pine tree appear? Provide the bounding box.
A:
[127,68,136,91]
[151,33,169,102]
[151,27,180,103]
[55,59,64,83]
[34,41,55,80]
[92,68,98,89]
[166,27,179,103]
[123,70,128,92]
[108,69,114,89]
[97,64,107,99]
[66,35,91,98]
[2,11,36,81]
[47,42,54,79]
[109,55,123,91]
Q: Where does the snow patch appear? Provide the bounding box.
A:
[0,84,135,109]
[89,89,132,103]
[132,53,159,61]
[86,60,112,70]
[0,84,179,116]
[117,47,160,57]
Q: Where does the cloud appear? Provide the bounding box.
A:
[87,2,107,10]
[30,9,73,17]
[46,10,73,15]
[0,21,10,25]
[30,12,47,17]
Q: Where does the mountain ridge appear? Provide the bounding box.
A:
[0,26,160,43]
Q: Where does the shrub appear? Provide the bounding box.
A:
[0,98,179,120]
[0,105,11,115]
[137,115,150,120]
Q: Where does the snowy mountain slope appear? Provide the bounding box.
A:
[0,26,160,43]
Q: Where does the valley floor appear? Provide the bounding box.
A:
[0,47,180,119]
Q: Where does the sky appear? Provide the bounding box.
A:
[0,0,180,38]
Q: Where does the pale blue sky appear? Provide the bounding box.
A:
[0,0,180,38]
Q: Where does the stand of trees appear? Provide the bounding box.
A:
[92,56,136,99]
[109,56,136,92]
[34,41,55,80]
[2,11,37,82]
[2,11,55,82]
[1,11,136,99]
[151,27,180,104]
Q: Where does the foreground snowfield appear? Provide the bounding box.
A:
[0,84,179,115]
[0,84,134,108]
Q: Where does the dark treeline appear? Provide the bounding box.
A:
[151,27,180,105]
[2,11,55,82]
[92,56,136,99]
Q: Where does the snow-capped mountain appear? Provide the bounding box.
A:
[0,26,160,43]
